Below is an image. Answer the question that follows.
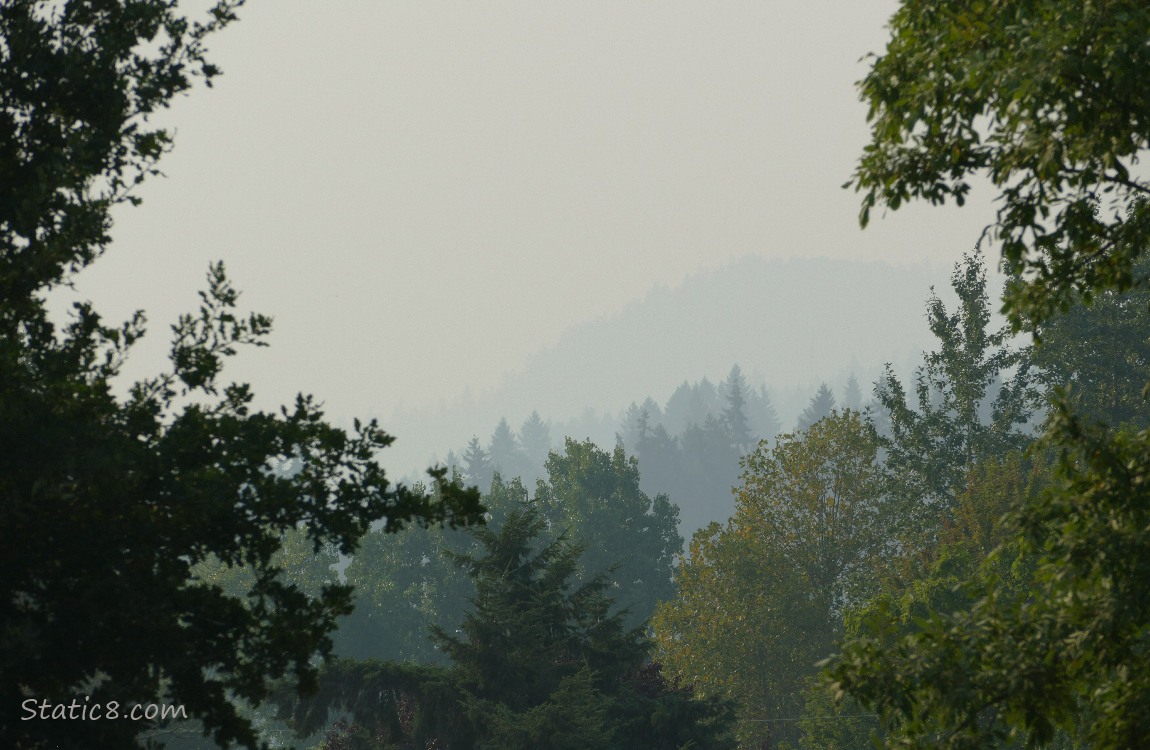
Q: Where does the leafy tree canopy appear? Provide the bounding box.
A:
[849,0,1150,327]
[1030,254,1150,430]
[0,3,482,748]
[835,1,1150,746]
[654,410,883,748]
[535,439,682,628]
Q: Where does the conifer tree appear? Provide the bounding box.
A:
[517,410,552,471]
[748,384,782,440]
[279,506,734,750]
[796,383,836,430]
[662,381,696,436]
[721,364,754,453]
[461,436,494,492]
[843,373,863,411]
[487,417,523,481]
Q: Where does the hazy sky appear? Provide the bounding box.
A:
[67,0,1000,428]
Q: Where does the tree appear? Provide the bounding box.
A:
[662,381,698,436]
[277,506,735,750]
[487,417,525,483]
[748,383,783,441]
[721,363,754,453]
[460,436,494,492]
[824,455,1076,750]
[534,439,682,628]
[812,453,1044,750]
[835,2,1150,746]
[654,410,884,748]
[876,252,1038,546]
[517,410,552,475]
[1,0,236,312]
[0,4,483,748]
[843,374,863,412]
[796,383,836,430]
[1030,255,1150,430]
[848,0,1150,328]
[336,439,682,669]
[334,474,527,665]
[676,414,744,533]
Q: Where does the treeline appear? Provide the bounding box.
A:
[245,251,1015,749]
[290,249,1150,750]
[442,366,884,539]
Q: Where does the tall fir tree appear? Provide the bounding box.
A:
[721,364,754,453]
[748,384,782,440]
[517,410,552,472]
[796,383,837,430]
[843,373,864,411]
[280,506,734,750]
[461,436,494,493]
[488,417,524,482]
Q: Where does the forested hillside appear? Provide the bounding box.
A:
[381,254,942,479]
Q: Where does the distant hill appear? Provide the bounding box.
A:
[379,254,947,480]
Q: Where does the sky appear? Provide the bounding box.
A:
[64,0,1002,450]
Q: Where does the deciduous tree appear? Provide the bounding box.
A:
[654,410,883,748]
[0,4,482,748]
[836,1,1150,745]
[876,252,1037,548]
[535,439,682,628]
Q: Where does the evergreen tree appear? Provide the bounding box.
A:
[796,383,837,430]
[280,506,735,750]
[696,377,722,423]
[443,449,461,475]
[662,381,697,436]
[721,363,754,453]
[676,415,742,537]
[633,422,685,526]
[461,436,494,492]
[843,373,863,411]
[334,476,528,665]
[747,383,782,441]
[518,410,552,471]
[488,417,523,480]
[618,400,652,455]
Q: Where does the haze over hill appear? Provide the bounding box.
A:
[379,254,950,479]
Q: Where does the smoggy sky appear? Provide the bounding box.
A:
[63,0,1000,426]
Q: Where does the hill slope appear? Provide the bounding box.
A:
[380,254,947,480]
